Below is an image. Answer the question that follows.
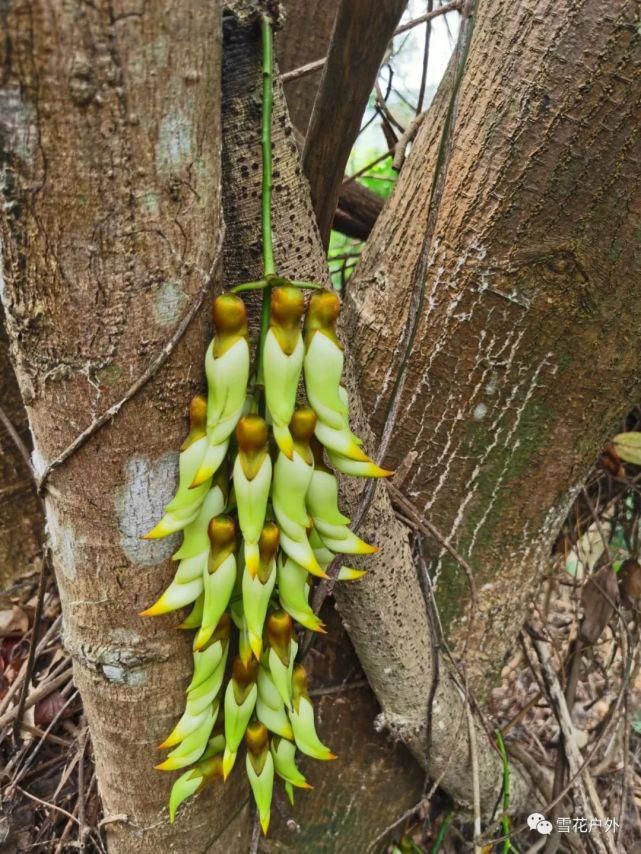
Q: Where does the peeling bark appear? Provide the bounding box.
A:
[0,3,240,851]
[346,0,641,693]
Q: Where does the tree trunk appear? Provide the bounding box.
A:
[345,0,641,694]
[279,2,384,240]
[0,3,246,851]
[302,0,407,246]
[276,0,338,135]
[221,4,532,823]
[0,317,43,593]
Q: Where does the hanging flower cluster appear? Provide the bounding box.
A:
[142,288,391,832]
[139,11,392,835]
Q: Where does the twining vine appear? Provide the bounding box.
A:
[141,13,391,833]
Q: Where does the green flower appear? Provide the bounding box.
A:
[263,287,305,458]
[266,611,297,710]
[257,663,294,740]
[155,704,217,771]
[161,615,230,749]
[243,523,279,660]
[271,735,311,803]
[288,666,336,762]
[193,517,237,650]
[277,556,325,632]
[233,416,272,577]
[223,657,259,779]
[191,295,250,487]
[143,395,212,539]
[245,722,274,835]
[168,735,225,823]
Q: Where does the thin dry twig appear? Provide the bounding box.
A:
[466,699,483,854]
[388,482,478,610]
[531,637,616,854]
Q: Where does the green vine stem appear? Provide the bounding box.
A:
[255,13,274,405]
[495,729,514,853]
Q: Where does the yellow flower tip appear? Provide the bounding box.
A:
[360,542,379,555]
[302,782,314,790]
[222,749,236,780]
[189,468,210,489]
[249,634,263,661]
[273,424,294,459]
[315,622,327,635]
[142,521,169,540]
[307,561,329,580]
[347,444,371,463]
[374,466,394,478]
[245,547,260,578]
[337,567,367,582]
[138,598,169,618]
[154,758,177,772]
[158,733,180,749]
[260,814,271,836]
[326,752,338,761]
[193,628,213,651]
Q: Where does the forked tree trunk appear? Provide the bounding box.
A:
[345,0,641,693]
[221,1,532,824]
[0,4,247,852]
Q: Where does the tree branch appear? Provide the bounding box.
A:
[302,0,407,246]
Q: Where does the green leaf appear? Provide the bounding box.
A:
[613,432,641,465]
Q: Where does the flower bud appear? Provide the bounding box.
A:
[233,416,272,577]
[263,287,305,458]
[245,721,274,835]
[143,395,212,539]
[193,517,237,650]
[257,664,294,740]
[289,666,336,761]
[243,524,278,660]
[222,656,259,779]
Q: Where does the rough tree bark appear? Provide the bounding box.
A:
[276,0,337,135]
[0,317,43,593]
[0,3,250,852]
[278,0,384,241]
[345,0,641,694]
[302,0,407,245]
